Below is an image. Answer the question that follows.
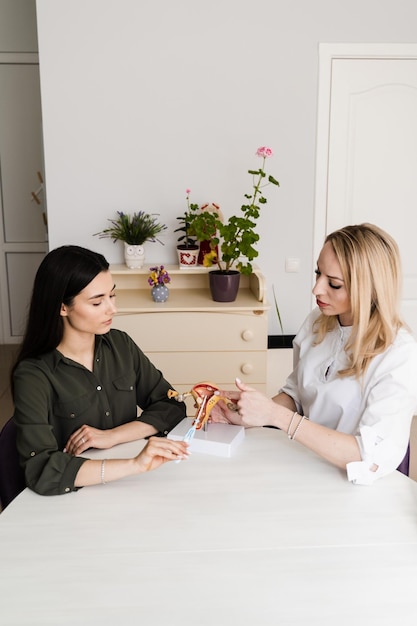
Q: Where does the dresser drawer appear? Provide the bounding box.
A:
[113,311,267,351]
[147,350,267,387]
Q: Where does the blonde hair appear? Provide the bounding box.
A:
[314,223,404,378]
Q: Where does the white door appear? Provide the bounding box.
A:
[0,53,47,344]
[314,44,417,336]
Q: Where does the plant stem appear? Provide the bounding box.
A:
[251,157,265,208]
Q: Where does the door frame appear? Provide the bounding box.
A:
[313,43,417,265]
[0,52,46,344]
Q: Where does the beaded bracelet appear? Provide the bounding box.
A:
[101,459,106,485]
[290,415,309,441]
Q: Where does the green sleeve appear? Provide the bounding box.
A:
[13,361,88,496]
[129,338,186,434]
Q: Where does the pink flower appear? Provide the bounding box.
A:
[186,188,191,194]
[256,146,273,158]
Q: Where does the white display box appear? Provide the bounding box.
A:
[168,418,245,458]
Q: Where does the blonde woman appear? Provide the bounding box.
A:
[211,224,417,485]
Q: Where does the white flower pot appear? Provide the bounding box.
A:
[177,245,199,269]
[124,243,145,269]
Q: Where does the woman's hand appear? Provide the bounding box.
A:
[208,379,277,428]
[233,378,279,428]
[135,436,190,472]
[74,437,191,487]
[208,389,243,425]
[209,380,294,429]
[64,425,116,455]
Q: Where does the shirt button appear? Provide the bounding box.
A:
[64,487,70,493]
[105,411,110,416]
[97,385,102,391]
[70,413,75,418]
[30,451,36,457]
[129,386,134,391]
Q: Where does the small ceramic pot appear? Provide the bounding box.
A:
[177,245,199,269]
[151,284,169,302]
[124,243,145,269]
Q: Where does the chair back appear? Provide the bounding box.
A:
[0,418,26,509]
[397,443,410,477]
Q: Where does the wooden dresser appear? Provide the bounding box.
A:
[110,265,269,400]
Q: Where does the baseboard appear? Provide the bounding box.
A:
[268,335,295,349]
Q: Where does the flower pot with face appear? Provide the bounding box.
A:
[124,242,145,269]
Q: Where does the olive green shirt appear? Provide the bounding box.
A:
[12,329,185,496]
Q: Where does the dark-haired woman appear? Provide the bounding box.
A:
[12,246,187,496]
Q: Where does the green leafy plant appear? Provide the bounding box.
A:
[94,211,167,245]
[174,190,199,248]
[203,147,279,275]
[188,206,218,243]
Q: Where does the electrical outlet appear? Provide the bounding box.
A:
[285,258,300,272]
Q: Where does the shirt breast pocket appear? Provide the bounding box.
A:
[52,392,97,447]
[53,392,96,422]
[112,374,136,394]
[111,374,137,419]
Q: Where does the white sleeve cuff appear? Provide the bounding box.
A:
[346,425,402,485]
[346,460,381,485]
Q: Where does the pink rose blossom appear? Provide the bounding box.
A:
[256,146,273,158]
[186,188,191,194]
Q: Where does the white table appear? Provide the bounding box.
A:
[1,427,417,625]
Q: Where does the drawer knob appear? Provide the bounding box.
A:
[241,329,254,342]
[240,362,254,375]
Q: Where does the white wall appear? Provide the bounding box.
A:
[35,0,417,335]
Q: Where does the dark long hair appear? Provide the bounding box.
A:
[11,246,109,387]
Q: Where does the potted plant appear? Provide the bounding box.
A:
[189,202,222,265]
[174,190,200,268]
[203,146,280,301]
[148,265,171,302]
[94,210,167,268]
